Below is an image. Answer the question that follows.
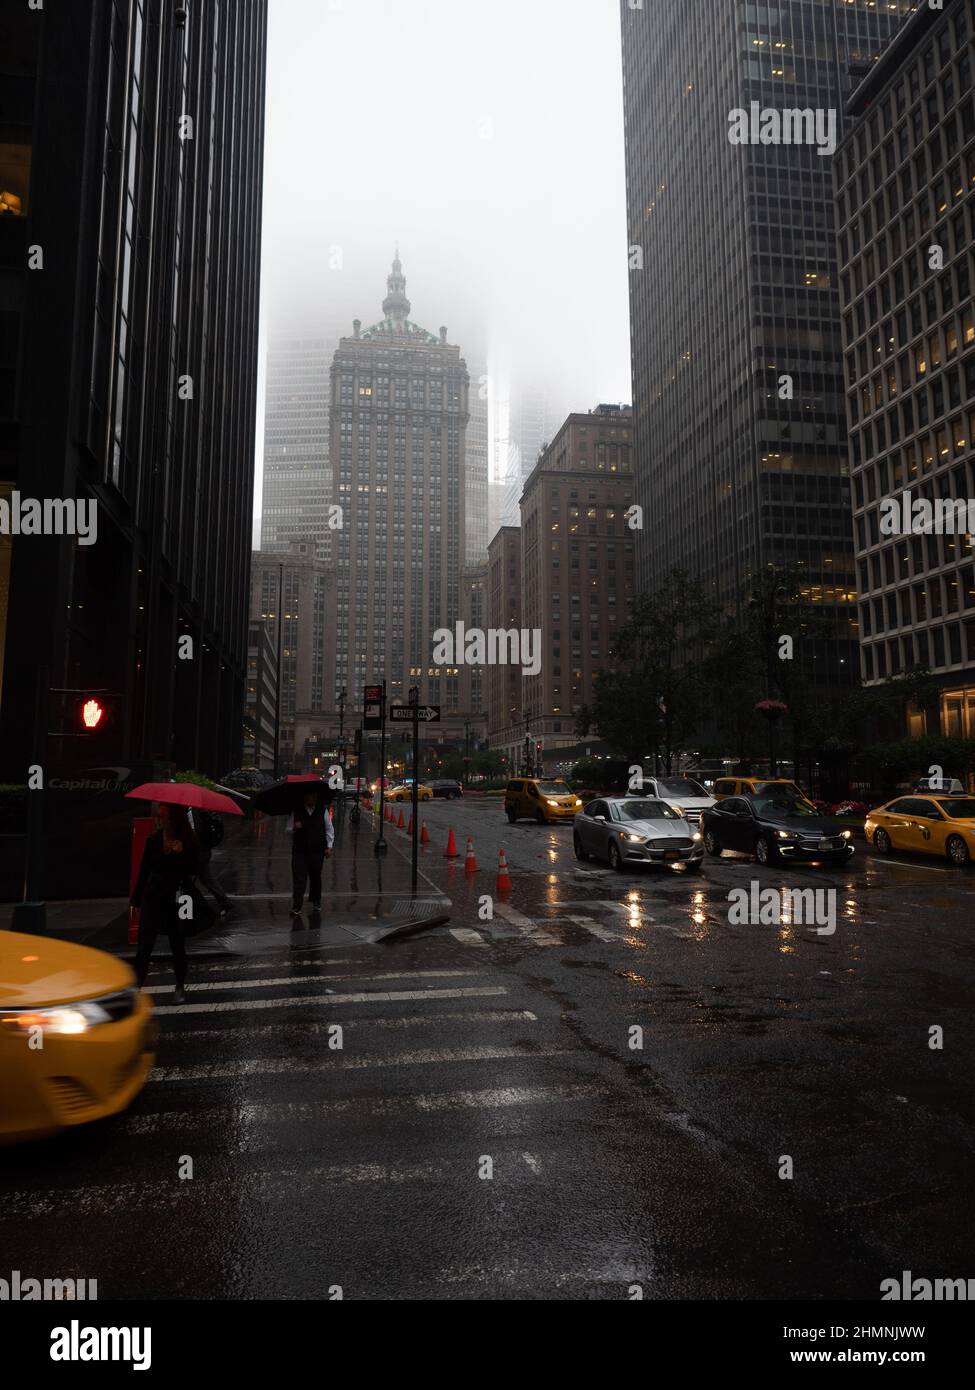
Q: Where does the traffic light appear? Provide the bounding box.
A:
[81,698,105,730]
[74,693,118,735]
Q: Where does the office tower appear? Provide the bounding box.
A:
[521,406,635,760]
[837,0,975,732]
[0,0,268,780]
[250,542,335,774]
[620,0,912,687]
[486,525,523,765]
[260,315,350,561]
[329,254,468,721]
[243,620,278,770]
[461,560,488,725]
[465,355,490,563]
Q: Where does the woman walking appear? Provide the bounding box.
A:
[130,803,201,1004]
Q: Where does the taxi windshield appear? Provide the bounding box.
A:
[537,782,573,797]
[937,799,975,818]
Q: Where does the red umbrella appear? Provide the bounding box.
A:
[125,782,244,816]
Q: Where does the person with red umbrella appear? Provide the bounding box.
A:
[126,782,243,1003]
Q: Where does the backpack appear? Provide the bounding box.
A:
[199,811,224,850]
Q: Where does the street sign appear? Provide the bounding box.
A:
[390,704,440,723]
[364,684,383,731]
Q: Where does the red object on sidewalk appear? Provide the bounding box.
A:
[397,808,405,829]
[125,783,244,816]
[496,847,512,893]
[444,827,459,858]
[420,822,430,846]
[128,816,154,945]
[464,836,477,875]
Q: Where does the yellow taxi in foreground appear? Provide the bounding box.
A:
[866,795,975,865]
[0,931,155,1144]
[505,777,584,824]
[386,783,432,802]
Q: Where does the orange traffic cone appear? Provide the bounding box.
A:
[464,836,477,875]
[397,808,405,829]
[420,821,430,846]
[444,827,459,858]
[496,847,512,893]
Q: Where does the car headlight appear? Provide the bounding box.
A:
[775,830,796,840]
[0,1001,111,1035]
[692,832,702,842]
[841,830,853,839]
[574,799,582,807]
[547,799,559,807]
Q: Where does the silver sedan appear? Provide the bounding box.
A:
[573,796,705,873]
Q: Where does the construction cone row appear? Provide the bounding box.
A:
[464,836,477,875]
[496,847,512,893]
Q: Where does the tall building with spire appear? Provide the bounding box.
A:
[329,255,470,724]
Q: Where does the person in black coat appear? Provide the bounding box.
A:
[130,803,200,1004]
[289,789,335,914]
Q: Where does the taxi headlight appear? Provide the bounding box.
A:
[574,799,582,807]
[547,799,559,807]
[0,1001,111,1035]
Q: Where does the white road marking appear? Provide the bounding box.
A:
[150,1042,568,1082]
[566,915,624,942]
[492,901,558,945]
[146,968,480,995]
[158,985,508,1016]
[449,927,488,946]
[121,1082,597,1134]
[160,1008,537,1043]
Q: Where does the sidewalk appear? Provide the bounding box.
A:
[0,806,451,957]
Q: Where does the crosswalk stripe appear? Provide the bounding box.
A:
[449,926,487,945]
[158,985,508,1016]
[492,902,558,945]
[146,968,481,995]
[566,914,624,942]
[150,1042,569,1082]
[122,1082,600,1134]
[162,1008,538,1043]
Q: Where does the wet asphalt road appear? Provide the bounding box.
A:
[1,797,973,1300]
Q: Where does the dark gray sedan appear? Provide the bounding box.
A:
[573,796,704,872]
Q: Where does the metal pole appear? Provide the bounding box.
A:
[410,686,420,896]
[375,679,388,855]
[272,562,283,778]
[338,687,346,785]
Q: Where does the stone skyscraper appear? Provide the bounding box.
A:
[620,0,912,687]
[329,256,468,717]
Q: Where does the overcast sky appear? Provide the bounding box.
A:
[254,0,632,533]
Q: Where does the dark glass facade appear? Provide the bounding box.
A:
[620,0,910,686]
[0,0,267,779]
[837,0,975,733]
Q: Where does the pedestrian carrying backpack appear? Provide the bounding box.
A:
[199,811,224,849]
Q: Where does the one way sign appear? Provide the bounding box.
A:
[390,704,441,723]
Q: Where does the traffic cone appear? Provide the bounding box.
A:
[444,827,459,858]
[420,821,430,846]
[464,836,477,875]
[397,808,405,829]
[496,847,512,894]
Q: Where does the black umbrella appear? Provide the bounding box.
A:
[253,774,335,816]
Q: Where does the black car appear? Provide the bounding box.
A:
[428,778,463,800]
[701,794,855,866]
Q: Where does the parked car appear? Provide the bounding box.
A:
[342,776,369,799]
[866,795,975,865]
[504,777,582,824]
[0,932,156,1144]
[428,779,463,800]
[702,793,854,865]
[711,777,805,802]
[387,783,432,802]
[574,796,704,872]
[641,775,715,826]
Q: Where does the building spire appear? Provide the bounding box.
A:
[382,249,411,329]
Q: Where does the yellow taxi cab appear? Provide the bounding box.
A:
[0,931,155,1144]
[386,783,433,802]
[712,777,805,802]
[504,777,583,825]
[866,794,975,865]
